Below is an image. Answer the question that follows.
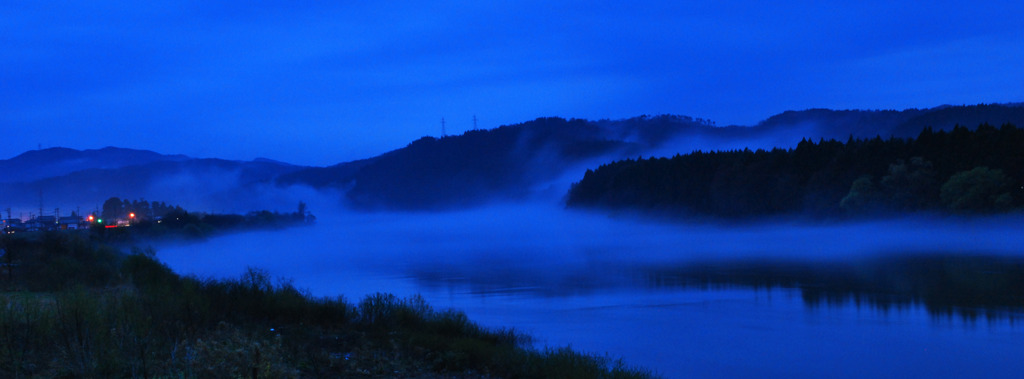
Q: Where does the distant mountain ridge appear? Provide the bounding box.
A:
[278,115,717,209]
[753,103,1024,140]
[280,103,1024,210]
[2,103,1022,212]
[0,147,304,212]
[0,146,190,183]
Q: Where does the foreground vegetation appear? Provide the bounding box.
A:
[568,123,1024,218]
[0,233,654,378]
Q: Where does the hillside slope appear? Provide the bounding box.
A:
[279,116,716,209]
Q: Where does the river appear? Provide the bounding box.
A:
[156,204,1024,378]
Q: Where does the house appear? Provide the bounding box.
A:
[59,216,84,230]
[25,215,58,231]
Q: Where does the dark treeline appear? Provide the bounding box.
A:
[91,197,314,242]
[567,123,1024,218]
[0,233,653,378]
[100,197,182,222]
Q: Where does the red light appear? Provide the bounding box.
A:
[105,225,118,229]
[129,213,136,218]
[88,215,95,222]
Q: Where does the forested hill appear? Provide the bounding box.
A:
[273,104,1024,210]
[277,104,1024,211]
[566,123,1024,219]
[7,104,1022,213]
[279,116,718,210]
[753,103,1024,140]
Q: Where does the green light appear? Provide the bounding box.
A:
[97,219,103,224]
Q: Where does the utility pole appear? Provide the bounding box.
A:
[473,115,478,130]
[441,117,447,137]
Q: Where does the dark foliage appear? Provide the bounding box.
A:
[0,232,654,378]
[100,197,182,222]
[89,199,314,243]
[567,124,1024,218]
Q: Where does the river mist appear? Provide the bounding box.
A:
[156,201,1024,378]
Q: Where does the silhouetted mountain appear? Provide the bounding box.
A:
[753,103,1024,140]
[0,147,189,183]
[891,103,1024,136]
[280,115,715,210]
[754,108,923,138]
[0,149,304,212]
[278,104,1024,211]
[4,103,1022,213]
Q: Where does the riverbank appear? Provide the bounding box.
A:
[0,232,655,378]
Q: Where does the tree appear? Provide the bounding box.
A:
[101,197,124,222]
[940,167,1014,212]
[840,175,880,214]
[880,157,938,210]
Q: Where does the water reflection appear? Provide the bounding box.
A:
[404,265,1024,379]
[639,253,1024,323]
[406,253,1024,323]
[155,211,1024,378]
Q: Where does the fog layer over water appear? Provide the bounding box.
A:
[159,202,1024,293]
[157,202,1024,378]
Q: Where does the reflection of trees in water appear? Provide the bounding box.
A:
[641,254,1024,322]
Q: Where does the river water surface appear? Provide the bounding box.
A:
[156,204,1024,378]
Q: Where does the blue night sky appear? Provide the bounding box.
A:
[3,1,1022,166]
